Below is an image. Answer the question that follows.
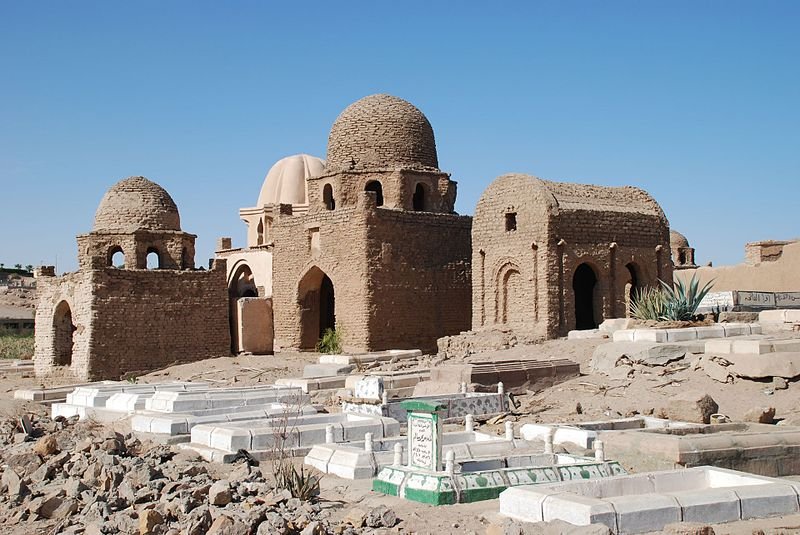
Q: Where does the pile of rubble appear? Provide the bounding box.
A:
[0,413,397,535]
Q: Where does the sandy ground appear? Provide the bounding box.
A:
[3,335,800,534]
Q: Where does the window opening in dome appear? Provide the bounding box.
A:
[256,219,264,246]
[109,247,125,269]
[505,212,517,232]
[365,181,384,207]
[146,248,161,270]
[413,183,426,211]
[323,184,335,211]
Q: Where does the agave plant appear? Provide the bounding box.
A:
[630,275,714,321]
[658,275,715,321]
[630,286,668,321]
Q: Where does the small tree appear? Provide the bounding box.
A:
[13,264,22,270]
[25,265,33,272]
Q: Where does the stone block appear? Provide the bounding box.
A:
[353,376,383,400]
[729,352,800,379]
[607,494,681,534]
[721,324,748,337]
[302,363,354,378]
[632,329,668,343]
[665,328,698,342]
[694,326,725,339]
[666,393,718,424]
[759,310,788,323]
[612,330,636,342]
[670,488,740,524]
[568,329,608,340]
[599,318,637,333]
[736,483,800,519]
[704,339,733,354]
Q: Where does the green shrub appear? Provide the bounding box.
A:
[273,461,321,500]
[0,334,35,360]
[315,328,342,354]
[630,276,714,322]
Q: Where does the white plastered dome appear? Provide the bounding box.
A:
[257,154,325,206]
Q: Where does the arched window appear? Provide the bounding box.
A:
[412,183,426,211]
[365,180,384,207]
[146,248,161,269]
[256,219,264,246]
[108,247,125,268]
[323,184,335,210]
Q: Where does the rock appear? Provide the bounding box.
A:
[663,522,716,535]
[38,495,79,520]
[186,507,213,535]
[207,514,248,535]
[666,393,719,424]
[7,452,43,477]
[300,521,323,535]
[366,505,397,528]
[33,435,58,456]
[702,359,732,383]
[729,352,800,380]
[773,377,789,390]
[258,511,288,534]
[208,480,232,506]
[590,342,687,372]
[139,509,163,535]
[343,507,367,527]
[2,468,28,499]
[743,406,776,424]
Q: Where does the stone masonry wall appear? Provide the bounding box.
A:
[34,271,94,380]
[270,203,371,352]
[87,263,230,379]
[365,206,472,352]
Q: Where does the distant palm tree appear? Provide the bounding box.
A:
[25,265,33,272]
[14,264,22,270]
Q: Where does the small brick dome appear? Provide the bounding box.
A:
[93,176,181,232]
[257,154,324,206]
[670,230,690,248]
[326,94,439,171]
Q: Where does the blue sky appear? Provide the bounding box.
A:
[1,1,798,272]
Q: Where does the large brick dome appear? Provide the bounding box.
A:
[326,94,439,171]
[93,176,181,232]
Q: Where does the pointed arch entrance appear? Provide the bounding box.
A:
[228,263,258,352]
[53,301,75,366]
[573,263,599,330]
[298,267,336,349]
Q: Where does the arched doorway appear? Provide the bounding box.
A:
[624,263,640,317]
[573,263,598,330]
[365,180,384,206]
[53,301,75,366]
[496,263,523,327]
[228,264,258,352]
[298,267,336,349]
[323,184,335,210]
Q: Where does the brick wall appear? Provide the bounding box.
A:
[34,263,230,381]
[473,173,672,338]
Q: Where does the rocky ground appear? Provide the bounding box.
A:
[2,333,800,533]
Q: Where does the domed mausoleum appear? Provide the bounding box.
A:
[218,95,472,353]
[34,177,230,380]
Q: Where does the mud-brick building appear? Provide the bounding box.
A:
[472,174,672,338]
[269,94,472,353]
[34,177,230,380]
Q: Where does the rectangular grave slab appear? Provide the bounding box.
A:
[599,422,800,476]
[430,359,579,393]
[499,466,800,534]
[520,417,701,449]
[319,349,422,365]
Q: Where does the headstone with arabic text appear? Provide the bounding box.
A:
[401,399,446,472]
